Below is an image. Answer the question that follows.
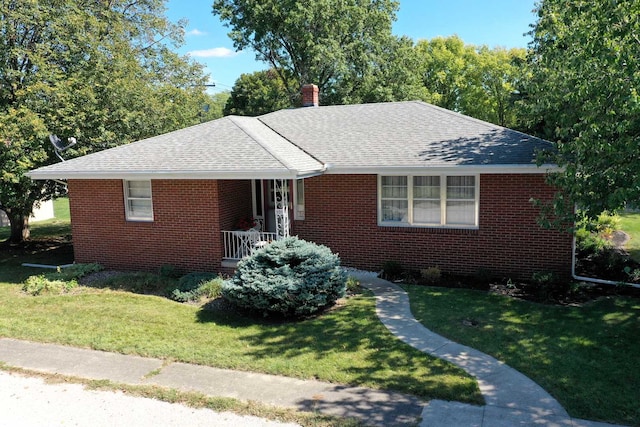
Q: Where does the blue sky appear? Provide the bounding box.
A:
[165,0,538,93]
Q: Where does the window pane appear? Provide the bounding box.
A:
[254,180,263,217]
[128,181,151,198]
[382,176,407,186]
[414,200,441,223]
[413,176,440,199]
[447,176,475,200]
[447,176,475,187]
[446,201,475,225]
[381,176,407,198]
[296,179,304,205]
[381,200,408,222]
[128,199,153,218]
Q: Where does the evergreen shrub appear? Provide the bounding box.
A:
[222,237,346,317]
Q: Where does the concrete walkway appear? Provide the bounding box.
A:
[0,274,626,426]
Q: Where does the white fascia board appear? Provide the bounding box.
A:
[27,168,326,181]
[324,164,563,175]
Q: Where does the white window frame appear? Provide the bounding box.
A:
[123,180,154,222]
[378,174,479,229]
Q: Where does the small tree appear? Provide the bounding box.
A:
[222,237,346,317]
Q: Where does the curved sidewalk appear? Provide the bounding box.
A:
[356,274,622,427]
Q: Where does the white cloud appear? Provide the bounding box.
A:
[187,47,238,58]
[187,28,207,36]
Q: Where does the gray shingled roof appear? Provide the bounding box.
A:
[259,101,552,171]
[29,101,553,180]
[29,116,324,180]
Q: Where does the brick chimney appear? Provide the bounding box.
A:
[301,84,319,107]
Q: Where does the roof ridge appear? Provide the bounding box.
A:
[228,115,323,173]
[256,115,326,167]
[411,101,549,144]
[227,116,291,170]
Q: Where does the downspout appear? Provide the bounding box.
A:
[571,233,640,289]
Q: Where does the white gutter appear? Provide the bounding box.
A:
[571,233,640,289]
[323,164,563,175]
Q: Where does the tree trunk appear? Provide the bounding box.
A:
[7,212,30,244]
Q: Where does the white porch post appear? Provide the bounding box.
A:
[273,179,290,239]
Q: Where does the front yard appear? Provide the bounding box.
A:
[0,205,481,406]
[404,285,640,426]
[1,200,639,425]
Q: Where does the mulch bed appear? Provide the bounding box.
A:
[399,272,640,306]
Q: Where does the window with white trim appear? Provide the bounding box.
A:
[379,175,478,227]
[124,180,153,221]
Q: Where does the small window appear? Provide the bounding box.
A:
[124,180,153,221]
[294,179,305,220]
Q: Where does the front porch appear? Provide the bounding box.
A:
[220,178,301,266]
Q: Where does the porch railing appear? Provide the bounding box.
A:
[222,230,277,260]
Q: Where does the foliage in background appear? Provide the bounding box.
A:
[574,211,640,283]
[204,92,231,120]
[212,0,427,105]
[223,237,347,317]
[522,0,640,220]
[575,212,619,256]
[0,0,210,243]
[619,212,640,263]
[381,260,403,280]
[415,36,526,128]
[345,276,362,294]
[223,70,290,116]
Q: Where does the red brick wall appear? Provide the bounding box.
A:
[293,174,573,279]
[68,179,250,273]
[68,175,572,279]
[218,180,253,231]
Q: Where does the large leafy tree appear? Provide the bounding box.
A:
[415,36,526,127]
[224,70,290,116]
[0,0,210,243]
[523,0,640,218]
[212,0,404,105]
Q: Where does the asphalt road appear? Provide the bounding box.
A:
[0,371,299,427]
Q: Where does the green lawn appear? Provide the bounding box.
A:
[619,212,640,262]
[403,284,640,426]
[0,209,482,405]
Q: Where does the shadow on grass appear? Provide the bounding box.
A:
[0,240,74,284]
[405,285,640,425]
[195,295,483,404]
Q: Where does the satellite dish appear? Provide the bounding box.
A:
[49,134,77,161]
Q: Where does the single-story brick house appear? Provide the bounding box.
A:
[29,85,572,279]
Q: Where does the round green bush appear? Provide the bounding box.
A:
[222,237,346,317]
